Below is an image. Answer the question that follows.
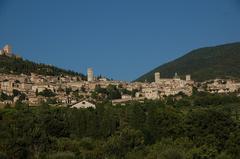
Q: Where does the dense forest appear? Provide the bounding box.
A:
[0,55,84,77]
[1,92,240,159]
[136,42,240,82]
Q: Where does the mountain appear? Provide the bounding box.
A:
[0,55,85,78]
[135,42,240,82]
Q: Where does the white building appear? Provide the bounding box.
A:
[121,94,132,99]
[70,100,96,109]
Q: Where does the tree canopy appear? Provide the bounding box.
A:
[1,93,240,158]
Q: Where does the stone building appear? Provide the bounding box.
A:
[0,79,15,94]
[3,44,12,54]
[186,75,191,81]
[155,72,160,83]
[142,87,161,100]
[87,68,94,82]
[2,44,13,57]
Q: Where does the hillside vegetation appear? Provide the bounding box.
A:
[0,55,84,77]
[1,92,240,158]
[136,42,240,82]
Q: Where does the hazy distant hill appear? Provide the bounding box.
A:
[0,55,85,77]
[135,42,240,82]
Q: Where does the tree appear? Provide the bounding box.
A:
[42,108,70,138]
[0,92,12,101]
[184,109,237,150]
[145,107,183,142]
[65,87,72,95]
[38,89,56,97]
[106,84,121,100]
[105,128,145,158]
[225,130,240,159]
[127,104,146,130]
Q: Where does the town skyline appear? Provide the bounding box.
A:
[2,1,240,158]
[1,43,240,107]
[1,0,240,81]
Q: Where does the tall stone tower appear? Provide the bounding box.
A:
[87,68,94,82]
[3,44,12,55]
[186,75,191,81]
[154,72,160,83]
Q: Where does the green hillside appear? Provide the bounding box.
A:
[135,42,240,82]
[0,55,85,77]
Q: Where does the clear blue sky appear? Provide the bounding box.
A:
[0,0,240,81]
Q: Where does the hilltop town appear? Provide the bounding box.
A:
[1,45,240,107]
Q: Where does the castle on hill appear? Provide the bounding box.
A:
[0,44,21,59]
